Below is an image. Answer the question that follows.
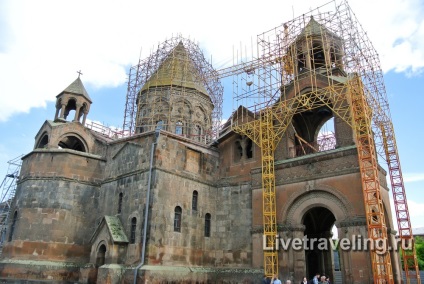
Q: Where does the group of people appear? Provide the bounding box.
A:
[262,275,290,284]
[309,272,331,284]
[262,273,330,284]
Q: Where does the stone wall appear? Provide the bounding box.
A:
[2,150,104,263]
[99,134,156,265]
[218,133,260,184]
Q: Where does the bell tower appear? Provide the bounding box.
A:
[282,16,353,158]
[54,74,92,126]
[287,16,344,76]
[235,15,404,283]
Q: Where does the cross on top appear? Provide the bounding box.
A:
[77,70,83,77]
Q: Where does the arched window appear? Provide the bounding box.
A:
[205,213,211,237]
[8,211,17,242]
[58,135,86,152]
[246,138,253,159]
[311,42,326,69]
[130,217,137,244]
[96,244,106,267]
[118,192,123,214]
[195,125,202,142]
[234,140,243,162]
[192,191,198,211]
[156,120,164,131]
[36,133,49,149]
[174,206,182,232]
[176,121,183,135]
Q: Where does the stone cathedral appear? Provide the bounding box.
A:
[0,17,402,284]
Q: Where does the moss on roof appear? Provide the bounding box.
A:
[105,216,129,243]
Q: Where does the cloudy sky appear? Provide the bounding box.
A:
[0,0,423,229]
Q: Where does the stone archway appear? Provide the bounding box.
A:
[283,189,351,225]
[280,189,351,282]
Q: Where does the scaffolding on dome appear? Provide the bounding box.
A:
[123,36,223,143]
[229,0,420,282]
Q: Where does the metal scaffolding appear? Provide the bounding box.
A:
[230,0,419,282]
[119,1,419,281]
[0,155,22,254]
[123,36,223,142]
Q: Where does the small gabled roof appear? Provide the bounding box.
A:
[218,105,256,141]
[90,215,129,244]
[58,76,92,103]
[140,42,209,96]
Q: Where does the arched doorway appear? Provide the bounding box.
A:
[96,244,106,267]
[89,244,106,284]
[302,206,335,281]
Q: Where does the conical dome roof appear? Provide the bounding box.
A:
[141,42,209,95]
[297,16,340,40]
[58,76,92,103]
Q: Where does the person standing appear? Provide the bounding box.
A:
[312,273,320,284]
[300,276,308,284]
[319,275,328,284]
[272,275,282,284]
[263,275,271,284]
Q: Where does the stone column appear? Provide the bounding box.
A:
[279,224,306,281]
[82,111,88,126]
[293,226,307,282]
[74,103,82,122]
[59,102,67,119]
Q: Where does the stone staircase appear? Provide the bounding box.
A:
[333,270,342,284]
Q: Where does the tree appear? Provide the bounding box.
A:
[415,236,424,270]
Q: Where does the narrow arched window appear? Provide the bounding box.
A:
[192,191,198,211]
[8,211,17,242]
[205,213,211,237]
[234,140,243,162]
[246,138,253,159]
[196,125,202,142]
[174,206,182,232]
[176,121,183,135]
[130,217,137,244]
[118,192,123,214]
[156,120,163,131]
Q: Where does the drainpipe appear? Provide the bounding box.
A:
[134,130,159,284]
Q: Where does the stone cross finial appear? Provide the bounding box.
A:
[77,70,83,77]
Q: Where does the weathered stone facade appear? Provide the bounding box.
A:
[0,35,402,284]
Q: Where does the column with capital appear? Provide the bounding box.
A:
[81,110,88,126]
[74,103,82,122]
[59,101,67,119]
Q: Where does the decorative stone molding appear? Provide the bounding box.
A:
[282,186,354,225]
